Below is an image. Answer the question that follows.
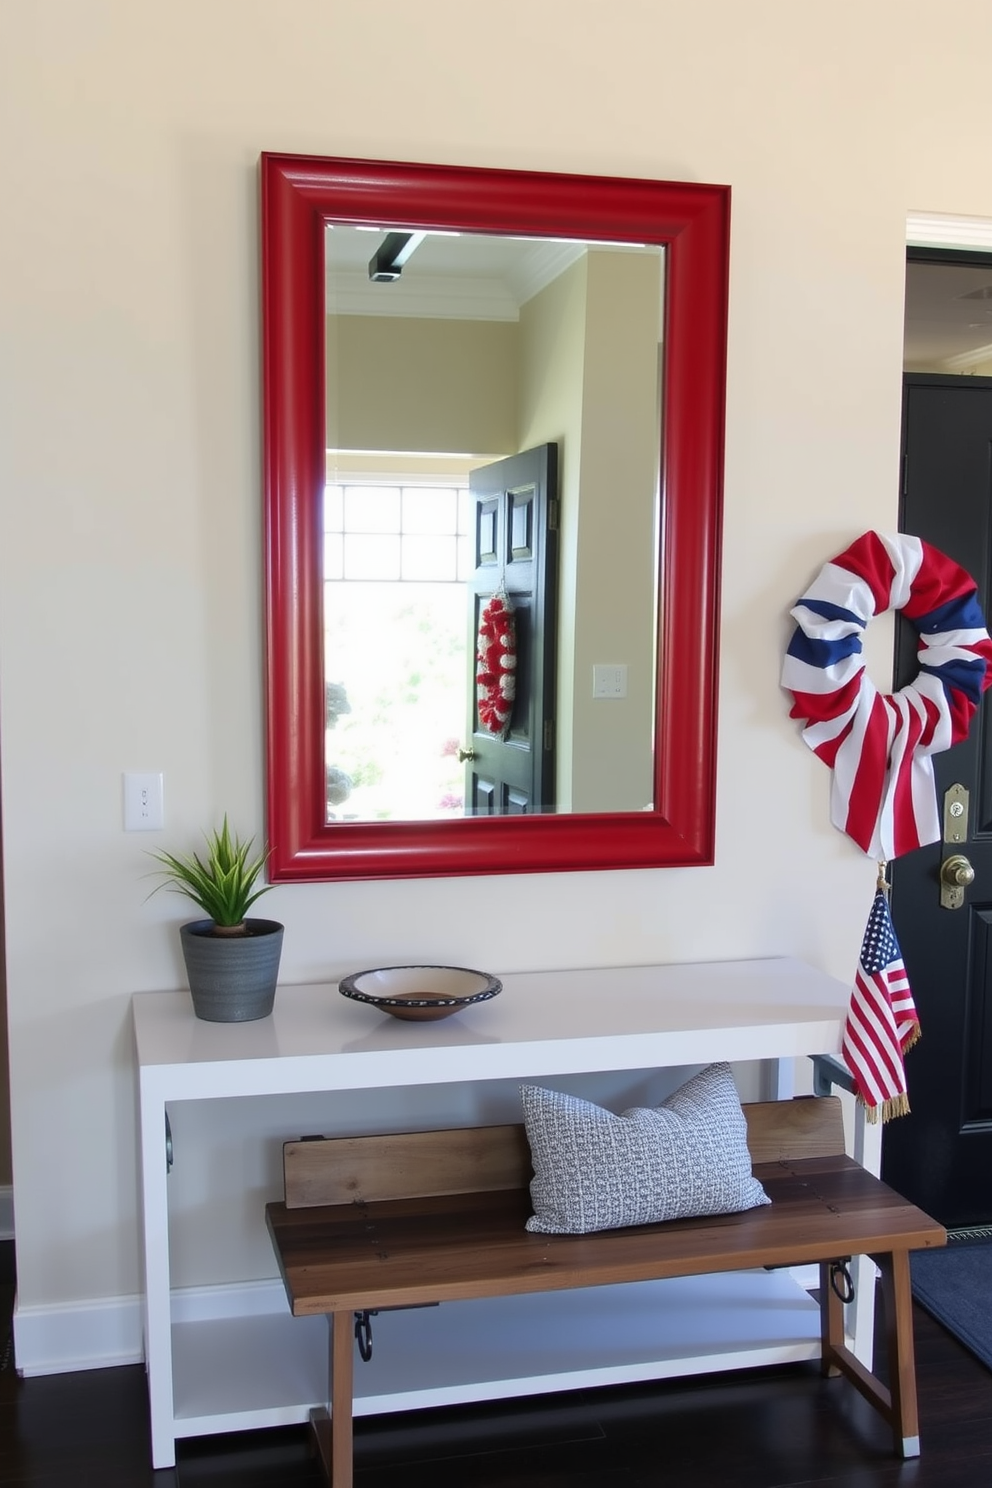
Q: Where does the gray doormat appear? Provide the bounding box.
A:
[911,1234,992,1371]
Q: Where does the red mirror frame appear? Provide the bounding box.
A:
[262,153,729,881]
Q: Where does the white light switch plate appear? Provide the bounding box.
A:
[124,772,165,831]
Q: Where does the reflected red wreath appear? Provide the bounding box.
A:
[476,594,516,735]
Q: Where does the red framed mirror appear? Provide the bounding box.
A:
[262,153,729,881]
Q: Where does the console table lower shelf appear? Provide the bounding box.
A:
[133,958,862,1468]
[169,1270,823,1443]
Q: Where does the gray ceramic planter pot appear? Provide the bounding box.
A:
[179,918,284,1022]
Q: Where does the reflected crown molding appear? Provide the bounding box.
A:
[324,231,587,320]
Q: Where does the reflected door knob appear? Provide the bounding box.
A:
[941,854,975,889]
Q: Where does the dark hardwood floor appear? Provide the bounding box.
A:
[2,1240,990,1487]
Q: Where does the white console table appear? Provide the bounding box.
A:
[133,956,857,1470]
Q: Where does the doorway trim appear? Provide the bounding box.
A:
[907,211,992,252]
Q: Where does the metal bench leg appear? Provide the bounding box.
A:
[309,1310,355,1487]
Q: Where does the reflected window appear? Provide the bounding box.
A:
[323,480,472,822]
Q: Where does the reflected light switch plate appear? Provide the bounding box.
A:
[592,664,628,698]
[124,772,165,831]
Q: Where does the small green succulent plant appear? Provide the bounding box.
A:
[148,816,271,933]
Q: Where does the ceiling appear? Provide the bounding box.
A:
[324,225,661,321]
[904,260,992,369]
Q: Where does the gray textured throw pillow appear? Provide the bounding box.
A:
[520,1062,770,1235]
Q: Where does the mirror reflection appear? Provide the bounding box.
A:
[323,225,666,823]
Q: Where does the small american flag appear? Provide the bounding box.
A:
[842,882,920,1123]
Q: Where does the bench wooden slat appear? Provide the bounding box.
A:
[284,1123,532,1208]
[266,1153,944,1317]
[283,1095,847,1210]
[743,1093,845,1162]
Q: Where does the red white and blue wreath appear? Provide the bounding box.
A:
[476,592,516,735]
[781,530,992,1120]
[781,530,992,860]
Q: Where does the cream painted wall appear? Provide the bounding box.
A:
[0,806,10,1191]
[569,250,660,812]
[517,256,588,807]
[4,0,992,1330]
[327,314,518,453]
[326,259,656,818]
[517,250,661,811]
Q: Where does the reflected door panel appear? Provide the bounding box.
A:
[465,445,558,816]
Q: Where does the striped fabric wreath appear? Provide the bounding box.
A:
[781,531,992,861]
[476,593,516,735]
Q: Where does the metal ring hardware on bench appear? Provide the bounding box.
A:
[353,1303,440,1363]
[354,1310,376,1363]
[829,1260,856,1304]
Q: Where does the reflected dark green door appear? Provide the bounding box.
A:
[465,445,559,815]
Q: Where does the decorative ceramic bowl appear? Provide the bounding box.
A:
[337,965,502,1022]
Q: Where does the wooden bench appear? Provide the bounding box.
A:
[265,1095,945,1486]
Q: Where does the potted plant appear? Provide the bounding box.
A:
[148,816,283,1022]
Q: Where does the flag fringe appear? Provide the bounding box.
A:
[901,1023,921,1054]
[859,1092,911,1124]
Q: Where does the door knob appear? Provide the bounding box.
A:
[941,854,975,888]
[457,746,476,763]
[940,852,975,910]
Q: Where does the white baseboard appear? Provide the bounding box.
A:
[172,1277,290,1322]
[11,1269,829,1378]
[12,1277,290,1377]
[0,1185,13,1242]
[14,1291,145,1376]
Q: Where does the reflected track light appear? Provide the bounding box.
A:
[368,231,426,282]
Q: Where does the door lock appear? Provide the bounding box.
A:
[940,784,972,909]
[942,782,970,845]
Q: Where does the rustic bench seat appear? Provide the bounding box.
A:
[265,1095,945,1487]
